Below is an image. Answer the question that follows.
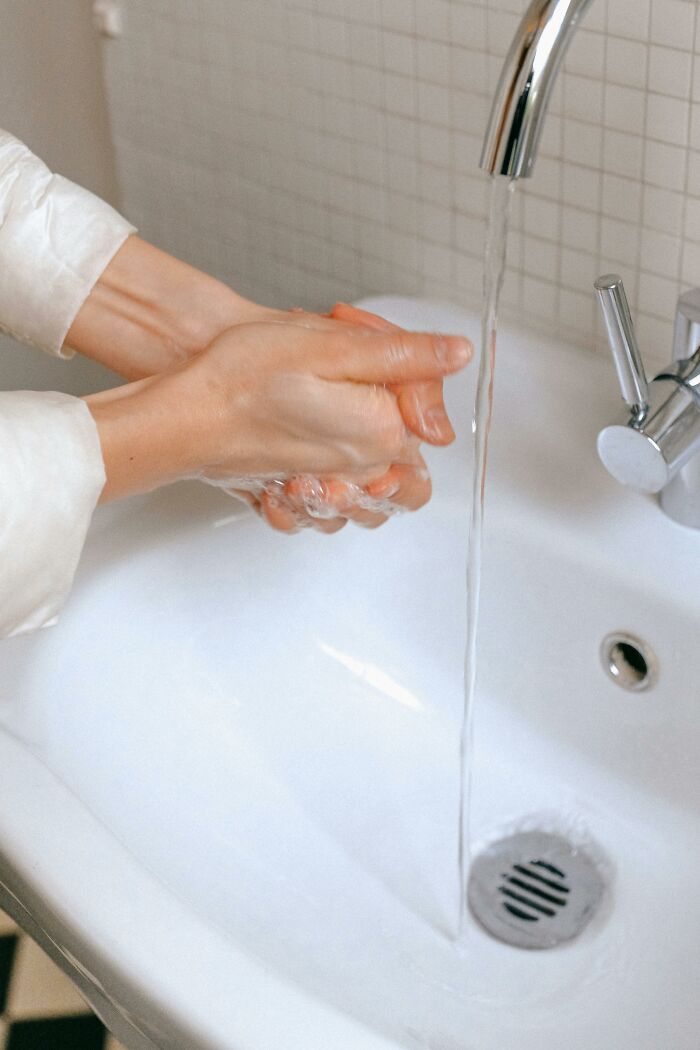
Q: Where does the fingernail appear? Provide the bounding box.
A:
[436,335,472,368]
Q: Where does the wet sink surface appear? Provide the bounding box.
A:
[1,297,699,1050]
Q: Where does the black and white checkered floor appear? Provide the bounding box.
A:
[0,910,125,1049]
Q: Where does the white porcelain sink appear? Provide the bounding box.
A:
[1,297,699,1050]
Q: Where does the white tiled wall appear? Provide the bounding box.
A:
[103,0,700,362]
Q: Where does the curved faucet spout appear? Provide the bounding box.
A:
[480,0,595,179]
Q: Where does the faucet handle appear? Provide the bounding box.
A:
[595,274,649,421]
[673,287,700,363]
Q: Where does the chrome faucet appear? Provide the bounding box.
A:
[595,277,700,528]
[480,0,595,179]
[481,0,700,527]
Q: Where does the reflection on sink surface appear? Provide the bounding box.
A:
[1,297,699,1050]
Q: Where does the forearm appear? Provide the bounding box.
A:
[0,129,262,378]
[0,128,135,358]
[66,236,253,379]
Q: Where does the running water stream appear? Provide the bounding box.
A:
[457,175,515,936]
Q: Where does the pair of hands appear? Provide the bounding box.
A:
[73,237,472,529]
[208,301,462,534]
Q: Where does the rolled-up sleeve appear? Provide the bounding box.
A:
[0,128,135,355]
[0,129,134,636]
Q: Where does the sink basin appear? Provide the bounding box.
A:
[0,296,698,1049]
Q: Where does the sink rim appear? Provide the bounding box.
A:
[0,726,400,1050]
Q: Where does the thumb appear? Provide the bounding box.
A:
[322,328,473,385]
[328,304,465,442]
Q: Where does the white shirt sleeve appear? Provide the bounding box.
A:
[0,129,136,636]
[0,391,106,637]
[0,129,136,355]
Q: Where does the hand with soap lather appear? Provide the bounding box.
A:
[244,302,447,534]
[82,296,471,509]
[70,236,469,529]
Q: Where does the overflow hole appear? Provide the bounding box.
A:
[601,633,657,692]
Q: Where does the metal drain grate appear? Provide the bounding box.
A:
[468,831,605,949]
[499,857,570,922]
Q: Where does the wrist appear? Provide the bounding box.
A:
[85,371,202,502]
[66,236,254,380]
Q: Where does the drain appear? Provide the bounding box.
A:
[601,632,657,692]
[468,831,604,949]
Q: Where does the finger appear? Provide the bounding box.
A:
[329,306,455,445]
[252,481,341,533]
[260,489,306,533]
[366,460,432,512]
[327,307,460,444]
[311,516,348,534]
[271,478,349,534]
[318,328,473,385]
[249,306,343,333]
[329,302,398,332]
[346,509,389,529]
[327,474,393,528]
[283,475,386,530]
[283,475,353,518]
[299,474,392,528]
[396,380,455,445]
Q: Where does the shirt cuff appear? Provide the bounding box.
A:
[0,391,106,637]
[0,129,136,357]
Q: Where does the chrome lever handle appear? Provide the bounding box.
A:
[673,287,700,364]
[594,274,649,421]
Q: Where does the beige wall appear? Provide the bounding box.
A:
[0,0,120,392]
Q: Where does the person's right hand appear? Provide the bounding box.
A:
[244,303,448,534]
[85,316,472,503]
